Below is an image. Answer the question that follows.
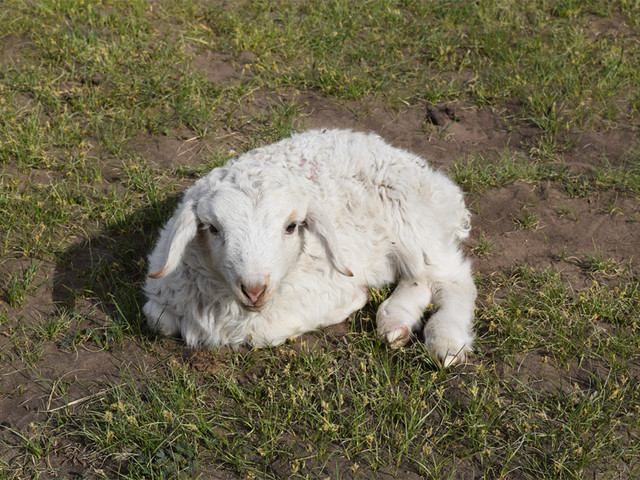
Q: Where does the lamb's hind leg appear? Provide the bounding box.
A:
[376,279,433,347]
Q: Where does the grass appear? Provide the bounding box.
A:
[0,0,639,479]
[1,260,45,308]
[514,206,541,231]
[23,273,640,479]
[450,150,640,196]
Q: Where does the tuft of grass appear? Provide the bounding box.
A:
[449,151,547,193]
[593,157,640,196]
[514,206,541,230]
[472,230,496,257]
[1,260,44,308]
[582,251,628,277]
[556,205,579,222]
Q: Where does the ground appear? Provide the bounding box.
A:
[0,1,639,479]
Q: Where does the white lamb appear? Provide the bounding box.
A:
[144,129,476,366]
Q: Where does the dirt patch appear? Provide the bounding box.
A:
[126,126,216,170]
[565,128,640,171]
[0,35,30,66]
[0,341,153,429]
[586,13,636,39]
[191,50,256,84]
[471,181,639,283]
[297,95,521,165]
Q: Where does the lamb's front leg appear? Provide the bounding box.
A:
[423,256,476,366]
[376,256,476,366]
[376,279,433,347]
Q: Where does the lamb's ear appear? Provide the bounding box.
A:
[148,198,198,279]
[306,202,353,277]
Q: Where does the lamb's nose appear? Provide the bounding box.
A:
[241,283,267,305]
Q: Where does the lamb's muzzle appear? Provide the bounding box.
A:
[143,129,476,365]
[239,281,271,311]
[241,283,266,305]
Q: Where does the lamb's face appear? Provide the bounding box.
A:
[195,185,306,311]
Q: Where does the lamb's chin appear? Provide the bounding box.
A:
[236,295,271,312]
[240,303,267,312]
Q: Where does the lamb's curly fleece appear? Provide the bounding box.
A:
[144,129,476,366]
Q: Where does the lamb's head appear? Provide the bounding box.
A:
[148,168,352,311]
[195,183,309,311]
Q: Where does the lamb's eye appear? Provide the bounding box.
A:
[285,222,297,235]
[209,224,220,235]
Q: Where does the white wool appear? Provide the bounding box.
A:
[143,129,476,365]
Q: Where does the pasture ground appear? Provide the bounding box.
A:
[1,1,639,478]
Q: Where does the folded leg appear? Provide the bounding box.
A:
[376,279,433,347]
[423,256,476,366]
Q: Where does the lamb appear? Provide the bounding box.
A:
[143,129,476,366]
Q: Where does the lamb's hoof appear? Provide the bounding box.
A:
[441,353,465,368]
[423,324,472,368]
[385,325,410,348]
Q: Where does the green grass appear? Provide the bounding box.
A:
[449,151,640,196]
[479,266,640,364]
[1,0,639,479]
[1,260,44,308]
[25,273,640,479]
